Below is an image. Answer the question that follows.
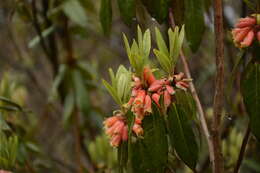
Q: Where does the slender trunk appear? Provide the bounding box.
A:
[212,0,225,172]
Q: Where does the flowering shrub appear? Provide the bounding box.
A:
[102,26,199,172]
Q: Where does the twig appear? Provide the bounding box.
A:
[73,109,84,173]
[233,125,250,173]
[212,0,225,172]
[168,8,213,161]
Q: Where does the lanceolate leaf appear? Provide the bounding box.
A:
[129,104,168,172]
[73,69,89,114]
[62,0,88,27]
[63,91,75,126]
[141,0,170,23]
[184,0,205,52]
[100,0,112,35]
[168,103,198,170]
[241,62,260,141]
[117,0,135,25]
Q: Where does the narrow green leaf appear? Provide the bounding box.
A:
[172,25,185,65]
[137,26,143,52]
[184,0,205,52]
[102,79,122,105]
[0,96,22,111]
[155,27,169,57]
[73,69,89,114]
[63,91,75,126]
[153,49,171,73]
[143,29,151,58]
[123,34,131,58]
[241,62,260,141]
[50,64,68,97]
[100,0,112,35]
[168,103,198,170]
[117,0,135,25]
[28,26,54,48]
[63,0,88,27]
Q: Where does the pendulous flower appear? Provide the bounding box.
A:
[232,15,260,48]
[103,113,128,147]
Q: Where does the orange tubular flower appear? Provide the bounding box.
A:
[163,90,172,109]
[132,123,144,136]
[143,67,156,85]
[144,95,152,114]
[103,114,128,147]
[232,15,260,48]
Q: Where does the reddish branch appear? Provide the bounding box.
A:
[168,9,213,161]
[233,125,251,173]
[212,0,225,172]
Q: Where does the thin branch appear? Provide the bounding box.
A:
[73,109,84,173]
[233,125,250,173]
[212,0,225,172]
[168,8,214,161]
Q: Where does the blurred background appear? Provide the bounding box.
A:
[0,0,259,172]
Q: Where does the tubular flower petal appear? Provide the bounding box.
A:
[152,93,160,107]
[132,123,144,136]
[166,85,175,95]
[135,117,142,125]
[241,30,255,48]
[103,115,128,147]
[144,95,152,114]
[164,90,172,109]
[148,82,162,92]
[235,17,256,28]
[110,134,122,147]
[103,116,120,128]
[122,126,128,141]
[233,27,251,42]
[232,15,260,48]
[143,67,156,85]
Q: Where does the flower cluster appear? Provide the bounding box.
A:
[126,67,190,137]
[103,112,128,147]
[232,15,260,48]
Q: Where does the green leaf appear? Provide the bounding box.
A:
[63,91,75,126]
[100,0,112,35]
[0,96,22,111]
[143,29,151,58]
[155,27,169,57]
[63,0,88,27]
[168,103,198,170]
[73,69,89,114]
[50,64,68,98]
[241,62,260,141]
[102,79,122,105]
[28,26,55,48]
[141,0,170,23]
[175,90,197,120]
[123,34,131,58]
[117,0,135,25]
[153,49,171,73]
[0,114,10,130]
[184,0,205,52]
[118,141,128,173]
[129,104,168,172]
[173,25,185,65]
